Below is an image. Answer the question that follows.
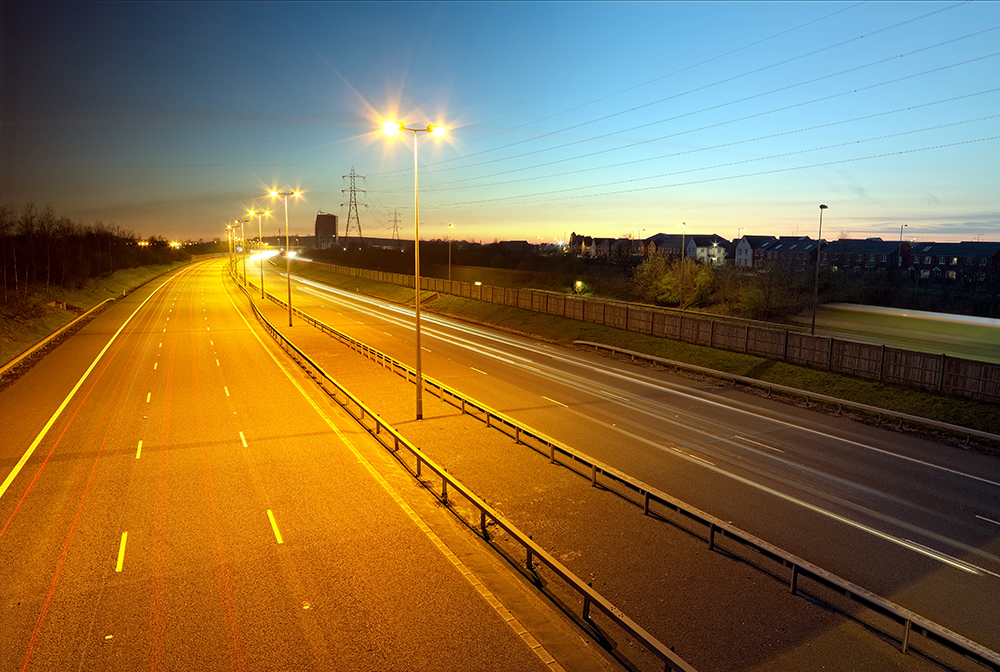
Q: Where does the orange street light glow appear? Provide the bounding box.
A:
[379,116,402,138]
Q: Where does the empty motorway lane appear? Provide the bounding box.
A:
[0,262,611,672]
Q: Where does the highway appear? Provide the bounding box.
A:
[0,261,612,672]
[254,256,1000,661]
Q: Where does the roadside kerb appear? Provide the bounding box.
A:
[573,340,1000,446]
[250,273,1000,671]
[235,273,696,672]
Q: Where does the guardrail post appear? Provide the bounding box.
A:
[442,478,448,504]
[643,491,650,516]
[526,547,534,571]
[515,427,521,444]
[583,595,592,620]
[708,523,716,551]
[790,565,799,595]
[486,413,491,428]
[591,463,598,487]
[902,619,911,653]
[416,456,422,478]
[549,444,555,464]
[480,509,487,536]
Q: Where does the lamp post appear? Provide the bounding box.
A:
[269,189,301,327]
[249,208,270,298]
[235,218,250,285]
[226,224,234,269]
[378,115,448,421]
[811,204,829,335]
[898,222,908,272]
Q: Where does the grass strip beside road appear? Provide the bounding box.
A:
[0,263,187,367]
[286,259,1000,440]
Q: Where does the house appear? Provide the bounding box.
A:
[820,237,909,273]
[642,233,682,259]
[685,234,729,266]
[734,235,776,268]
[908,241,1000,282]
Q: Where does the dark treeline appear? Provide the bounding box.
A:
[0,202,191,305]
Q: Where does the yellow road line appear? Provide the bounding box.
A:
[267,510,284,544]
[1,275,177,501]
[135,440,143,460]
[115,532,128,572]
[239,431,248,448]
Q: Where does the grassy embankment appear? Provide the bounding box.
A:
[285,260,1000,440]
[0,262,187,366]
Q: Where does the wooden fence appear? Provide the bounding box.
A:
[306,261,1000,404]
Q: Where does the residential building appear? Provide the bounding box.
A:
[820,237,909,273]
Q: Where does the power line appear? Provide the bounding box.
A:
[422,135,999,209]
[369,2,973,178]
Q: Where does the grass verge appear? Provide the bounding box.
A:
[0,262,186,367]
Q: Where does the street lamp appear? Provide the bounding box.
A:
[378,115,448,421]
[235,218,250,285]
[226,224,234,269]
[249,208,270,298]
[269,189,302,327]
[811,204,829,336]
[898,223,908,271]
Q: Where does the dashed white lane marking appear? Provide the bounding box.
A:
[145,393,151,403]
[542,396,568,408]
[224,387,230,397]
[239,431,248,448]
[135,441,143,460]
[470,367,488,375]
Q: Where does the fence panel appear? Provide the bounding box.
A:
[547,294,566,317]
[605,304,628,330]
[565,297,585,321]
[881,348,941,391]
[680,316,713,346]
[532,291,547,313]
[627,307,653,335]
[786,333,831,368]
[943,357,1000,402]
[583,300,605,325]
[831,340,883,380]
[650,312,682,340]
[712,322,748,352]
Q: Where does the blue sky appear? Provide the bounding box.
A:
[1,1,997,245]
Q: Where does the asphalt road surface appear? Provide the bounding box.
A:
[253,257,1000,660]
[0,261,614,672]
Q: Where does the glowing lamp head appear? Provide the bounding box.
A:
[429,124,447,138]
[269,190,278,198]
[379,116,403,138]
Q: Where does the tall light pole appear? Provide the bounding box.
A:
[236,218,250,285]
[249,208,270,298]
[679,221,686,309]
[269,190,301,327]
[378,115,448,421]
[898,222,908,272]
[811,204,829,335]
[226,224,234,270]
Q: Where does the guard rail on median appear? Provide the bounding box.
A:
[232,272,697,672]
[242,271,1000,672]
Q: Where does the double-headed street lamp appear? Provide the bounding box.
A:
[269,189,301,327]
[249,208,270,298]
[811,204,829,336]
[378,115,448,421]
